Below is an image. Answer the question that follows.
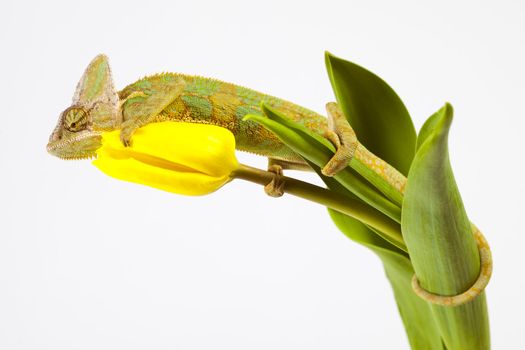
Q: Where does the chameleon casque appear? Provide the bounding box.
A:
[47,55,374,195]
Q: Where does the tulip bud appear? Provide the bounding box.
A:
[93,122,239,195]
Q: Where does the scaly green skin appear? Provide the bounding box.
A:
[119,73,328,163]
[47,54,407,200]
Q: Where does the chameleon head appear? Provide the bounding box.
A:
[47,105,103,159]
[47,54,120,160]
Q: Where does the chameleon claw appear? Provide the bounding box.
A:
[264,164,285,197]
[119,120,137,147]
[321,102,358,177]
[120,132,132,147]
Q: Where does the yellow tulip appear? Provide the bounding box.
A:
[92,122,239,195]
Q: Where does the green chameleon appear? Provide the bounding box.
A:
[47,54,405,196]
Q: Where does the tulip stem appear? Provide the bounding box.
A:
[232,164,405,250]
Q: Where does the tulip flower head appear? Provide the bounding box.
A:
[93,122,239,195]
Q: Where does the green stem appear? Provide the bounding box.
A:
[232,164,405,250]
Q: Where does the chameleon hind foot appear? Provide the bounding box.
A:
[321,102,358,177]
[264,164,285,197]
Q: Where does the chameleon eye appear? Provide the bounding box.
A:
[64,107,88,132]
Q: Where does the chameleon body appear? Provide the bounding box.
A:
[47,54,407,197]
[119,73,329,164]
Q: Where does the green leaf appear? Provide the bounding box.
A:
[329,210,444,349]
[325,52,416,176]
[245,105,402,223]
[401,104,490,349]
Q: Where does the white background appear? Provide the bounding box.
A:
[1,0,524,348]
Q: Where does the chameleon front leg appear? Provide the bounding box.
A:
[264,102,358,197]
[119,78,186,146]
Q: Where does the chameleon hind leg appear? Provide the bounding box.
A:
[263,102,357,197]
[119,77,186,146]
[321,102,358,177]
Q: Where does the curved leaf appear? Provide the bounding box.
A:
[325,52,416,175]
[401,104,490,349]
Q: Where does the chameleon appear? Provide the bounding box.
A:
[47,54,406,197]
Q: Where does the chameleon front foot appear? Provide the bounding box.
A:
[264,164,285,197]
[119,120,140,147]
[321,102,358,177]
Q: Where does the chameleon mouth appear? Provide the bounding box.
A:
[51,153,98,161]
[47,131,102,160]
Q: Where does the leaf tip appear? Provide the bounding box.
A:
[416,103,455,150]
[439,102,454,130]
[259,101,272,114]
[242,114,258,122]
[324,50,334,63]
[324,51,338,80]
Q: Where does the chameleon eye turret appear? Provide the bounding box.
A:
[63,107,89,132]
